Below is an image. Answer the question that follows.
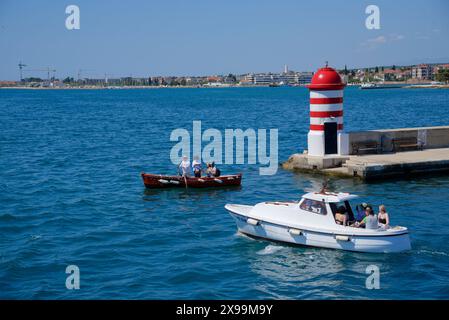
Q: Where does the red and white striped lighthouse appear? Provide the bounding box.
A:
[306,65,346,156]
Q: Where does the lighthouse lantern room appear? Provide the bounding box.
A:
[306,64,348,156]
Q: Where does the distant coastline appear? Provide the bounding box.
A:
[0,84,294,90]
[1,84,449,90]
[0,84,262,90]
[2,62,448,90]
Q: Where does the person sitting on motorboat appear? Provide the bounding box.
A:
[355,202,370,222]
[357,207,378,229]
[179,156,191,177]
[335,206,349,226]
[378,205,390,228]
[192,156,202,178]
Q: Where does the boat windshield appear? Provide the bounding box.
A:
[300,199,327,215]
[329,200,355,222]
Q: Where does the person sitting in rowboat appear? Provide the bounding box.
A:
[206,163,213,177]
[206,162,221,177]
[192,156,202,178]
[179,156,191,177]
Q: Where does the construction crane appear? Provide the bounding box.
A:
[104,73,114,85]
[77,69,95,81]
[18,61,27,81]
[22,67,56,82]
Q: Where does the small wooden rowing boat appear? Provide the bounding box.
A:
[141,172,242,189]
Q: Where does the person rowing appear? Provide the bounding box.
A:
[178,156,191,177]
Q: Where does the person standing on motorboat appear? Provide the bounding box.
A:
[378,205,390,228]
[179,156,191,177]
[192,156,202,178]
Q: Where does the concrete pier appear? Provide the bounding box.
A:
[283,126,449,180]
[283,148,449,180]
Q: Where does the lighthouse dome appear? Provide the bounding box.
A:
[307,66,346,90]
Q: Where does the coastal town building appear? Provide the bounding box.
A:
[412,64,433,80]
[253,73,278,85]
[239,74,254,85]
[382,69,404,81]
[0,81,18,87]
[433,64,449,73]
[298,72,313,85]
[238,70,313,86]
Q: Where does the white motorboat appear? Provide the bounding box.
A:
[225,191,411,253]
[360,82,402,89]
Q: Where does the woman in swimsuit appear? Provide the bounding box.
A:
[335,206,349,226]
[378,205,390,228]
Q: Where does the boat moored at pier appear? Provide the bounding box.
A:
[225,191,411,253]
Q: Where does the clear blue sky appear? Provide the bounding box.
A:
[1,0,448,80]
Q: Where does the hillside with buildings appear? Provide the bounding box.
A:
[341,63,449,84]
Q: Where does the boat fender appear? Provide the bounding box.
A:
[288,228,303,236]
[170,180,180,185]
[158,179,169,184]
[247,218,259,226]
[228,177,234,180]
[198,179,205,182]
[214,179,223,183]
[335,235,350,241]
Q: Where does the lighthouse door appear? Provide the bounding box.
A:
[324,122,338,154]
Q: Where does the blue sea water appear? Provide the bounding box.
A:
[1,87,449,299]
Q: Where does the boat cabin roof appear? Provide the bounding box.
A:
[302,192,359,203]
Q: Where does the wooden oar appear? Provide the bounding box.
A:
[177,165,188,189]
[184,174,188,189]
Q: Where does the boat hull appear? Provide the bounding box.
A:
[228,211,411,253]
[141,173,242,189]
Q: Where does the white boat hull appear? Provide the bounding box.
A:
[229,211,411,253]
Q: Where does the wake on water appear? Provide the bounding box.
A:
[235,232,287,255]
[257,245,286,255]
